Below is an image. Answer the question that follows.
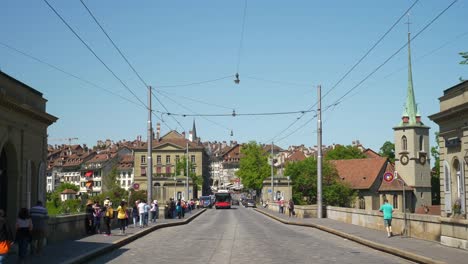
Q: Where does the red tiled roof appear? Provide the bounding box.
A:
[287,150,306,162]
[331,157,387,189]
[363,148,381,158]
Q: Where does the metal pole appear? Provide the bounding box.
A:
[402,181,407,237]
[271,142,274,202]
[317,85,323,218]
[186,142,189,200]
[147,86,153,204]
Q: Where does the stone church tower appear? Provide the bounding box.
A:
[393,29,431,212]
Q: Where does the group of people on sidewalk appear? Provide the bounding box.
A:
[166,198,196,219]
[0,201,49,264]
[276,198,296,217]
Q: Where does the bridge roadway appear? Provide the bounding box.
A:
[90,206,412,264]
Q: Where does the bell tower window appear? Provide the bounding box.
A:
[419,135,423,151]
[402,136,407,151]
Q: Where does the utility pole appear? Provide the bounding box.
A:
[271,142,274,202]
[147,86,153,204]
[317,85,323,218]
[186,142,189,200]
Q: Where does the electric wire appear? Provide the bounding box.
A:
[267,0,420,143]
[79,0,185,132]
[155,91,232,132]
[155,75,234,89]
[41,0,147,109]
[270,0,458,144]
[236,0,248,73]
[156,90,234,110]
[158,109,315,117]
[0,41,173,130]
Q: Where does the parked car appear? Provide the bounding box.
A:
[244,199,256,208]
[232,199,240,206]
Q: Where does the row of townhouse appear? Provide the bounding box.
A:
[46,144,134,196]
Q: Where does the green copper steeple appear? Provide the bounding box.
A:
[399,30,422,126]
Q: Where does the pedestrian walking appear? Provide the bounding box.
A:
[144,201,150,226]
[85,200,94,235]
[150,200,158,223]
[16,208,32,263]
[137,200,145,228]
[0,209,14,263]
[132,201,139,228]
[92,201,102,234]
[103,200,114,236]
[379,199,395,238]
[288,199,295,218]
[30,201,49,255]
[116,201,127,235]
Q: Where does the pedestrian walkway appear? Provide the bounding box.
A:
[256,208,468,264]
[4,209,205,264]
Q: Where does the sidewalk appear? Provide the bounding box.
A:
[5,209,205,264]
[255,208,468,264]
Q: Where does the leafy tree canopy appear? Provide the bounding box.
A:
[379,141,395,163]
[285,157,356,206]
[236,141,270,191]
[460,51,468,65]
[431,132,440,205]
[325,145,366,160]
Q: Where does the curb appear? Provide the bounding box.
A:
[63,209,206,264]
[254,209,445,264]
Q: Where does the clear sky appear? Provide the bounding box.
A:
[1,0,467,152]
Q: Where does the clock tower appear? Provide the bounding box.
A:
[393,27,431,212]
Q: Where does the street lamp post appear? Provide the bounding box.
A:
[271,142,274,202]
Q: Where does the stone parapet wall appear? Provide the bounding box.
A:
[326,206,441,241]
[440,217,468,250]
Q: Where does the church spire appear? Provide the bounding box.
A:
[192,118,197,141]
[400,15,421,126]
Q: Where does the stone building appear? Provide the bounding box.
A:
[0,71,57,222]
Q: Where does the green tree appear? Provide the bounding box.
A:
[103,166,119,192]
[236,141,270,192]
[176,156,202,196]
[325,145,367,160]
[285,157,356,206]
[379,141,395,163]
[50,182,80,208]
[431,132,441,205]
[460,52,467,81]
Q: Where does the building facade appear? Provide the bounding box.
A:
[0,71,57,224]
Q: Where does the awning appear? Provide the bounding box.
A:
[85,181,93,188]
[85,171,93,177]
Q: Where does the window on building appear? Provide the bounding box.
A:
[156,166,162,174]
[191,155,195,164]
[166,155,171,164]
[175,155,180,163]
[127,180,131,186]
[141,155,146,164]
[157,155,161,164]
[402,136,407,151]
[419,135,423,151]
[141,167,147,176]
[166,166,171,175]
[358,197,365,209]
[393,194,398,209]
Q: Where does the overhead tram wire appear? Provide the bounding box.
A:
[234,0,248,84]
[157,109,315,117]
[266,0,420,143]
[270,0,459,144]
[79,0,185,132]
[42,0,147,109]
[154,91,232,133]
[155,75,234,89]
[0,41,174,131]
[156,90,234,110]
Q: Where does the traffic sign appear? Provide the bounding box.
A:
[383,172,394,183]
[268,189,272,193]
[133,182,140,190]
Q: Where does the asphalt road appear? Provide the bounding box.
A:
[90,206,413,264]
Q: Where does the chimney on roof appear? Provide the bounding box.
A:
[156,123,160,141]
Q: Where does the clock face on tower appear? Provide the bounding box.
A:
[400,154,409,165]
[419,155,426,165]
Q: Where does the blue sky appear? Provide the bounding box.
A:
[1,0,467,152]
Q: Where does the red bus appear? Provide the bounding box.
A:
[214,190,231,209]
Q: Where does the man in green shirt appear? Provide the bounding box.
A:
[379,199,394,238]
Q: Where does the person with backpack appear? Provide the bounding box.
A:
[93,201,102,234]
[288,199,295,218]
